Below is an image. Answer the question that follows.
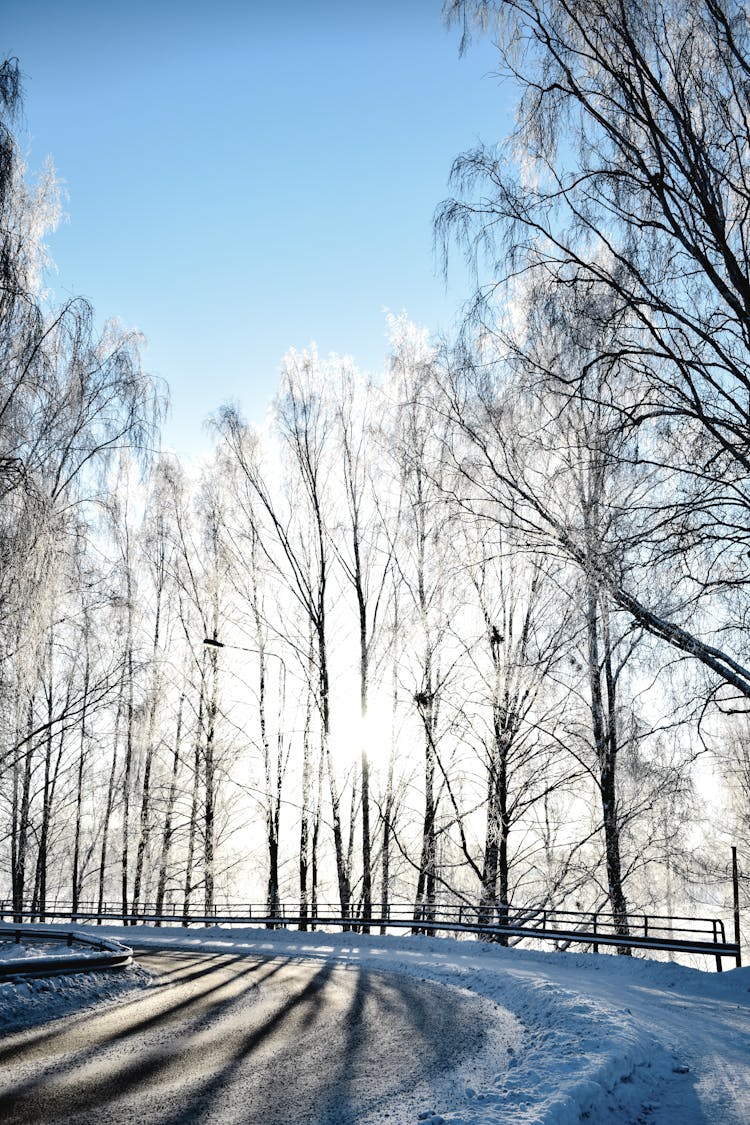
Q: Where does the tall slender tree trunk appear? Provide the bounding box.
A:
[32,712,53,921]
[354,535,372,930]
[380,592,400,935]
[316,601,351,919]
[298,637,315,931]
[33,725,66,923]
[411,483,440,933]
[249,528,282,922]
[479,726,510,943]
[72,655,90,913]
[413,696,437,932]
[347,772,359,927]
[154,688,185,923]
[133,574,164,917]
[204,638,219,922]
[413,628,438,931]
[33,642,66,923]
[12,696,35,920]
[310,736,324,931]
[98,696,123,924]
[380,756,395,936]
[479,621,513,943]
[586,584,630,948]
[121,638,135,924]
[183,687,204,926]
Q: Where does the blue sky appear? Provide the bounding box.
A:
[4,1,509,456]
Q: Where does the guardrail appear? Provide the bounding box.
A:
[0,900,740,971]
[0,923,132,980]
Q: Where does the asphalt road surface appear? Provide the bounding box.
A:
[0,946,503,1124]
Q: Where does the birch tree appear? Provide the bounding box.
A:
[441,0,750,703]
[219,350,353,918]
[331,361,393,925]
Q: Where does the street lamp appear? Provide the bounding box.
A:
[203,633,287,925]
[202,637,287,674]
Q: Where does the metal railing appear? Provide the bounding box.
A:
[0,922,132,980]
[0,900,740,971]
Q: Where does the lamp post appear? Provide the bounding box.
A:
[203,635,286,924]
[203,637,286,668]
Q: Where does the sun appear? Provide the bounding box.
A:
[328,689,393,773]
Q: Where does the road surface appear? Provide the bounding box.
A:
[0,945,507,1123]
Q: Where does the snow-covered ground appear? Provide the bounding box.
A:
[0,923,747,1124]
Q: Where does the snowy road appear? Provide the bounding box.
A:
[0,945,517,1124]
[0,927,747,1123]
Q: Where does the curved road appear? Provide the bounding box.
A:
[0,946,499,1124]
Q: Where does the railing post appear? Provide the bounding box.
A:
[592,913,599,956]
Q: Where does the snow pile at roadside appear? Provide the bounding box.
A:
[1,922,748,1123]
[0,937,99,962]
[439,974,655,1125]
[0,939,65,961]
[0,954,149,1034]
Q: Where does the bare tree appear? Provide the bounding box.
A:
[331,361,393,927]
[461,530,573,935]
[384,317,457,928]
[440,0,750,703]
[218,350,353,918]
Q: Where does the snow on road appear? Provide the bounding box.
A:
[0,923,747,1124]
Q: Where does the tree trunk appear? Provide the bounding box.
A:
[380,593,400,935]
[12,698,35,921]
[182,687,204,926]
[204,642,218,922]
[361,748,371,931]
[97,698,123,924]
[121,642,135,924]
[357,551,372,931]
[586,585,630,948]
[318,606,351,920]
[154,689,185,923]
[132,575,164,918]
[413,691,437,932]
[71,655,90,914]
[298,666,313,931]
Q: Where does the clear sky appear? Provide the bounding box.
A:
[4,1,510,457]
